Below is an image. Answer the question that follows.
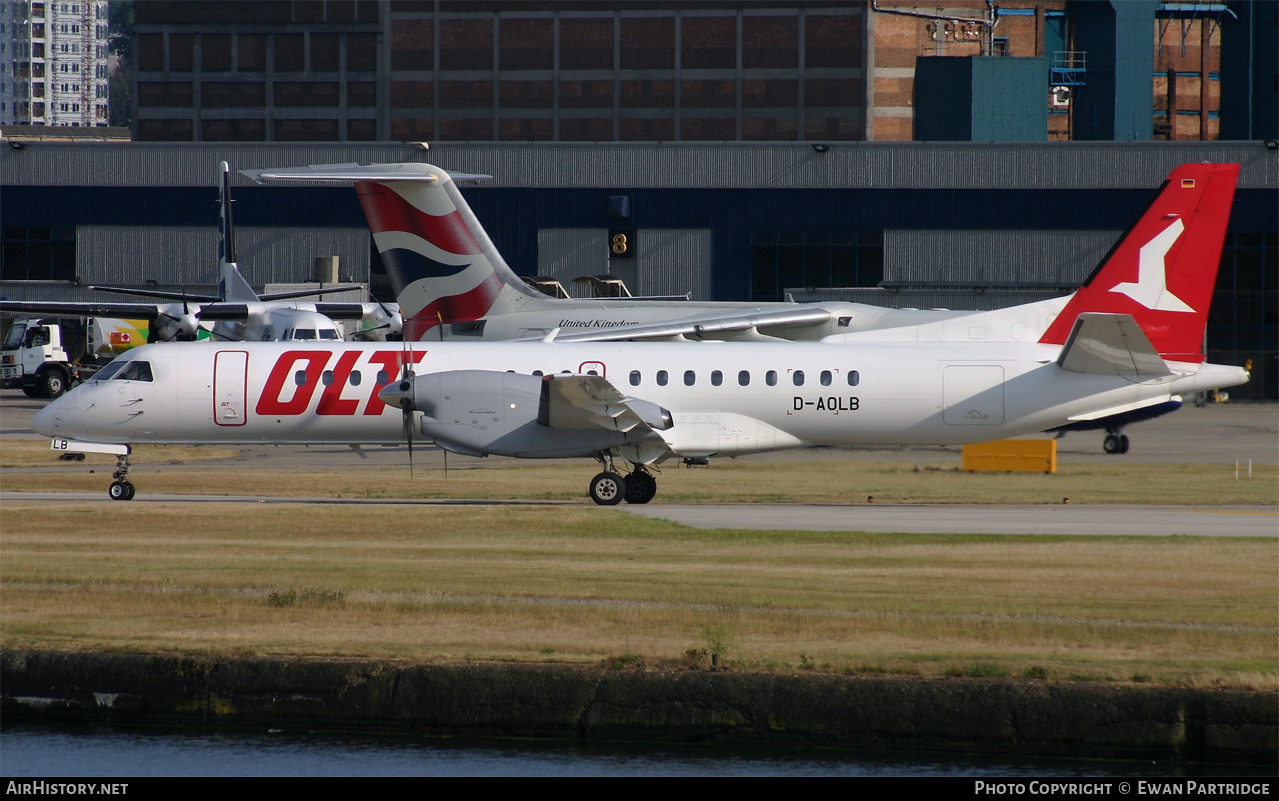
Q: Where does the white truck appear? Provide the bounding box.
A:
[1,317,145,398]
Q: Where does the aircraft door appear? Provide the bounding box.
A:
[942,365,1004,425]
[214,350,249,426]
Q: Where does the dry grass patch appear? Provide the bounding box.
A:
[2,502,1274,687]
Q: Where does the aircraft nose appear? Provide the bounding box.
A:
[31,397,60,436]
[377,378,416,411]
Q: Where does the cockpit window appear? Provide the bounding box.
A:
[114,361,154,382]
[319,330,340,340]
[292,329,317,340]
[90,360,126,382]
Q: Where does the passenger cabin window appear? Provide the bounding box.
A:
[684,370,695,386]
[738,370,750,386]
[115,361,153,382]
[820,370,832,386]
[533,370,543,376]
[656,370,668,386]
[629,370,640,386]
[848,370,860,387]
[294,370,308,386]
[793,370,805,386]
[322,370,334,386]
[711,370,722,386]
[376,370,389,385]
[766,370,777,386]
[349,371,361,386]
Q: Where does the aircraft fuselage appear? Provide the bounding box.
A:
[33,340,1234,458]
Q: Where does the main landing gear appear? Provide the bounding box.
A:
[1102,428,1130,455]
[588,455,658,506]
[108,452,136,501]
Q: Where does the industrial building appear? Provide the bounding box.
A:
[2,3,1276,395]
[124,1,1276,144]
[1,139,1276,397]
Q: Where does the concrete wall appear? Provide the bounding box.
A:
[3,650,1274,764]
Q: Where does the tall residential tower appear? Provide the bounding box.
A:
[2,0,110,127]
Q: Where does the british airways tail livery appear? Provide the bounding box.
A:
[242,162,975,343]
[33,164,1249,505]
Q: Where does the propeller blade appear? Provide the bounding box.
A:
[402,402,414,480]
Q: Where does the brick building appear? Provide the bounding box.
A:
[126,1,1273,144]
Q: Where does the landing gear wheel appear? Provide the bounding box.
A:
[108,481,135,501]
[589,472,626,506]
[22,386,41,398]
[624,471,657,505]
[1118,434,1130,454]
[1103,434,1123,454]
[39,370,65,399]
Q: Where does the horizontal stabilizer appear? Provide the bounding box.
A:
[1056,313,1171,377]
[242,163,490,185]
[1066,396,1177,423]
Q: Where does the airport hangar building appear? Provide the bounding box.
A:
[1,139,1276,398]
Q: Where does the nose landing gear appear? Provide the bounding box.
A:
[108,453,136,501]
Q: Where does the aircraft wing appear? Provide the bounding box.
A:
[550,305,834,342]
[89,283,366,303]
[1056,313,1172,377]
[257,285,368,301]
[87,285,219,303]
[0,300,166,320]
[538,374,672,433]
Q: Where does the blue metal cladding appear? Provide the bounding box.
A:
[3,184,1275,301]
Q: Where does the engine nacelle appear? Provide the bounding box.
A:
[410,370,632,458]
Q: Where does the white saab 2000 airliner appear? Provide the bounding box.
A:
[33,164,1248,504]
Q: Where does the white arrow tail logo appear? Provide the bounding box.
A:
[1109,218,1194,313]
